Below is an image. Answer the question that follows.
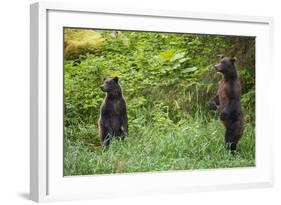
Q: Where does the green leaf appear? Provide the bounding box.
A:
[179,57,191,63]
[182,67,198,73]
[171,52,185,62]
[160,50,176,60]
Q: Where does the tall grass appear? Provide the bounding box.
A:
[64,115,255,176]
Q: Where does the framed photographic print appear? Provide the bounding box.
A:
[30,2,274,202]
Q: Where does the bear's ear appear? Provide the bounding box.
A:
[230,57,237,64]
[113,76,119,83]
[103,77,106,81]
[217,54,224,59]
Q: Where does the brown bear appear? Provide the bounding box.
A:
[210,55,244,152]
[99,77,128,146]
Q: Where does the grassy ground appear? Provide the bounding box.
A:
[63,117,255,176]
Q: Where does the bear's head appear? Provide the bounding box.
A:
[100,77,121,94]
[215,55,237,78]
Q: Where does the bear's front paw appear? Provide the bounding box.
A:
[220,111,228,121]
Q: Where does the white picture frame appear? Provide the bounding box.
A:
[30,1,274,202]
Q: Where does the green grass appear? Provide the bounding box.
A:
[63,117,255,176]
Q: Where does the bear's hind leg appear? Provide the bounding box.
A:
[99,125,111,147]
[103,133,111,147]
[224,124,238,153]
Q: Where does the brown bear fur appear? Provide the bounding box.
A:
[99,77,128,146]
[210,56,244,152]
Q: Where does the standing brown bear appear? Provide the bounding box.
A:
[210,56,244,152]
[99,77,128,146]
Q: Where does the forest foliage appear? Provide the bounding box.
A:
[63,28,255,175]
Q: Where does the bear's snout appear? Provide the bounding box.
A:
[215,64,222,72]
[100,85,105,91]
